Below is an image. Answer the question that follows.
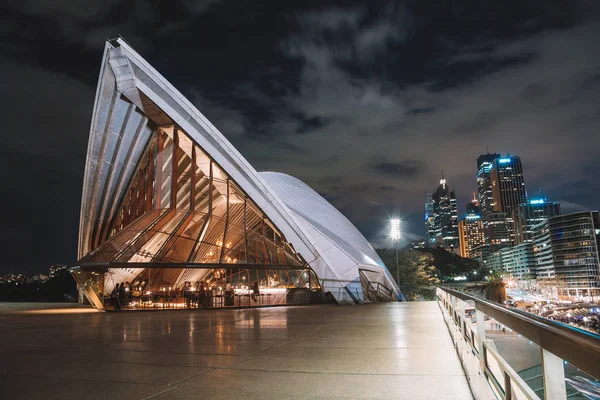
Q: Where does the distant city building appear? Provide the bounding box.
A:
[471,244,491,267]
[487,248,510,273]
[503,243,536,282]
[532,211,600,298]
[532,221,554,280]
[458,214,485,259]
[514,197,561,245]
[490,155,528,244]
[476,153,500,220]
[409,240,427,249]
[430,174,459,251]
[465,193,480,215]
[487,211,510,248]
[425,193,435,246]
[488,243,536,284]
[49,264,69,278]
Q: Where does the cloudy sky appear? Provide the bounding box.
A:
[1,0,599,273]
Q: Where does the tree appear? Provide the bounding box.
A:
[397,250,440,286]
[422,247,483,281]
[376,248,440,300]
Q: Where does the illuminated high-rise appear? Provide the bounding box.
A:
[425,193,435,246]
[476,153,499,219]
[431,174,459,251]
[490,155,528,244]
[514,196,561,245]
[458,214,485,259]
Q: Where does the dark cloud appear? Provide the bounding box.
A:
[371,161,423,177]
[1,0,599,273]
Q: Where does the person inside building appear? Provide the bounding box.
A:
[251,281,260,303]
[119,281,127,309]
[225,280,233,306]
[204,281,212,308]
[183,281,192,308]
[196,281,205,308]
[113,282,121,310]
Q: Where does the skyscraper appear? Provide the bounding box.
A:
[466,193,480,214]
[514,196,561,245]
[476,153,499,219]
[533,211,600,298]
[425,193,435,246]
[487,211,510,247]
[458,214,485,259]
[490,155,528,244]
[458,194,485,258]
[431,174,459,251]
[476,153,499,248]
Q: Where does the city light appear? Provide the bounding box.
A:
[498,158,511,163]
[390,218,401,241]
[529,199,545,204]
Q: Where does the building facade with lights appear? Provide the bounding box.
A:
[71,39,400,310]
[490,155,528,244]
[425,193,436,246]
[476,153,499,220]
[514,198,561,245]
[532,211,600,297]
[429,175,459,251]
[458,214,485,259]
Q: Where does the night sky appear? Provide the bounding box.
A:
[1,0,599,274]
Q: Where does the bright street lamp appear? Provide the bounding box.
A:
[390,218,401,284]
[390,218,401,241]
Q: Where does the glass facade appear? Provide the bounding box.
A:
[74,125,322,309]
[72,265,320,310]
[458,215,485,259]
[431,177,459,251]
[533,211,600,297]
[490,155,527,245]
[514,200,561,245]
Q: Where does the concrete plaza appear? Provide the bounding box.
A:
[0,302,472,399]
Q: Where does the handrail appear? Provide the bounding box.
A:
[439,286,600,380]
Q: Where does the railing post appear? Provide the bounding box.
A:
[504,371,513,400]
[541,349,567,400]
[476,307,486,372]
[458,297,466,336]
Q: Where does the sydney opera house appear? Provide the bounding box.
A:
[72,38,400,309]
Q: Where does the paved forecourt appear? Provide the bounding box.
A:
[0,302,472,399]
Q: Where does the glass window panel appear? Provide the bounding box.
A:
[211,183,227,218]
[191,215,226,263]
[88,209,166,262]
[161,211,209,263]
[257,269,268,288]
[222,223,247,264]
[284,242,303,267]
[174,131,193,210]
[486,351,505,392]
[212,161,227,181]
[194,176,210,213]
[156,130,174,209]
[118,210,187,262]
[109,135,157,240]
[263,222,278,264]
[245,202,268,264]
[222,182,247,264]
[194,144,211,176]
[278,270,292,287]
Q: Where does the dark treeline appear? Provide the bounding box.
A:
[0,270,77,302]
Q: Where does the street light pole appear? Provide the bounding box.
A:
[395,247,399,284]
[390,219,401,284]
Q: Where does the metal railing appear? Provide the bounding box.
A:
[437,286,600,400]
